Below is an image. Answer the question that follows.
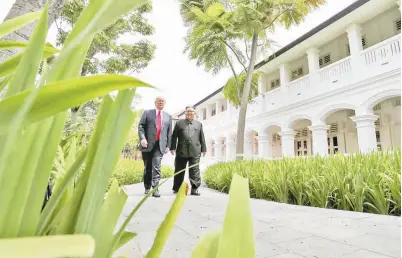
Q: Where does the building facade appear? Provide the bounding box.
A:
[177,0,401,163]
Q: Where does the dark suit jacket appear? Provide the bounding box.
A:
[138,109,172,153]
[170,119,207,158]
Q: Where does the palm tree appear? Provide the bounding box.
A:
[0,0,66,62]
[180,0,326,160]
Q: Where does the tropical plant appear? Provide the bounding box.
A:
[0,1,258,257]
[180,0,325,160]
[203,150,401,216]
[0,0,163,256]
[191,174,255,258]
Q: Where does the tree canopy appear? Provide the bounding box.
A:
[56,0,156,76]
[180,0,326,159]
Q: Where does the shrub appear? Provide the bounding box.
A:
[111,158,174,186]
[203,150,401,216]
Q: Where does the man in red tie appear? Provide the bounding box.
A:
[138,96,172,197]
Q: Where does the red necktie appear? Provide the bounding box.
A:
[156,111,161,141]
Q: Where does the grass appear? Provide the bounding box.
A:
[203,150,401,216]
[111,158,174,186]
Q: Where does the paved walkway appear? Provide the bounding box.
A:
[115,178,401,258]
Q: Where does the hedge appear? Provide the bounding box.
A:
[203,150,401,216]
[111,158,174,186]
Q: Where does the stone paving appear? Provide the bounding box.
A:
[115,177,401,258]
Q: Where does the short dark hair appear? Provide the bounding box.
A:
[185,106,195,110]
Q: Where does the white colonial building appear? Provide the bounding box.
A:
[176,0,401,163]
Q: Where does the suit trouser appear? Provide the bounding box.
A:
[142,141,163,189]
[173,156,201,191]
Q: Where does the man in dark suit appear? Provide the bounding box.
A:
[170,106,207,196]
[138,96,172,197]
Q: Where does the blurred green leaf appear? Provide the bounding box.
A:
[0,235,95,258]
[0,3,49,237]
[191,230,220,258]
[37,147,88,235]
[0,41,59,52]
[0,47,58,80]
[92,179,128,257]
[217,174,255,257]
[0,74,151,134]
[113,231,138,253]
[74,90,136,234]
[146,182,188,258]
[0,11,41,38]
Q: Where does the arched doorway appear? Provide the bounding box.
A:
[290,119,312,156]
[371,96,401,151]
[323,109,359,154]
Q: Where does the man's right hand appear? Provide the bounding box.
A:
[140,139,148,148]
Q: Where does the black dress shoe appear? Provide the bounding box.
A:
[191,188,200,196]
[152,189,161,198]
[144,189,150,195]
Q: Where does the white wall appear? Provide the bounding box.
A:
[362,7,401,48]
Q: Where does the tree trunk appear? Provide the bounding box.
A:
[0,0,66,62]
[235,33,258,160]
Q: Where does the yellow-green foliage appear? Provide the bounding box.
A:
[204,150,401,216]
[111,158,174,186]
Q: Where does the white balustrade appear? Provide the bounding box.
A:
[362,34,401,66]
[319,57,352,82]
[287,75,310,92]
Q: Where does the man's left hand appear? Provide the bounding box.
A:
[202,152,206,157]
[165,147,170,154]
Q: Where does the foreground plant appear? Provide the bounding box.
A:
[0,1,259,257]
[191,174,255,258]
[0,0,171,256]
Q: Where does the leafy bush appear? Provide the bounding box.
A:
[111,158,174,186]
[204,150,401,216]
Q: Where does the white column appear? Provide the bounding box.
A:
[243,137,253,159]
[279,130,295,157]
[214,139,223,161]
[196,110,202,121]
[258,135,272,159]
[306,48,320,85]
[279,64,290,93]
[257,76,266,114]
[206,105,211,119]
[308,124,330,156]
[346,24,364,69]
[350,114,379,153]
[225,136,236,161]
[215,101,221,115]
[226,99,232,120]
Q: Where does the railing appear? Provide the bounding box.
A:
[202,110,228,126]
[287,75,310,91]
[319,56,352,82]
[361,34,401,66]
[263,87,281,99]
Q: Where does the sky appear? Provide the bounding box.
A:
[1,0,356,114]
